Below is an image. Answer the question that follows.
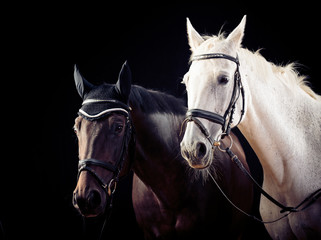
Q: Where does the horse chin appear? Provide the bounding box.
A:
[82,208,104,218]
[79,201,107,218]
[188,160,212,170]
[187,154,213,170]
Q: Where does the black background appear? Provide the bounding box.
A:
[2,1,320,239]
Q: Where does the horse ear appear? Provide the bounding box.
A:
[226,15,246,49]
[115,61,132,103]
[186,18,204,52]
[74,65,95,99]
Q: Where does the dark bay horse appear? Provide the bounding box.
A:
[72,62,254,239]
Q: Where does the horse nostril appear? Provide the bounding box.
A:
[73,192,78,207]
[181,147,190,161]
[73,190,101,213]
[75,194,86,211]
[196,142,207,159]
[87,190,101,210]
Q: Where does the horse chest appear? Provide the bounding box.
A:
[174,208,199,232]
[260,179,321,239]
[133,175,210,238]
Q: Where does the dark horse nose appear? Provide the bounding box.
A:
[74,190,101,215]
[195,142,207,159]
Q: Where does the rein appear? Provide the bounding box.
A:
[211,141,321,223]
[182,52,321,223]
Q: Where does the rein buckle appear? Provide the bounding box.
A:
[216,133,233,153]
[107,178,117,196]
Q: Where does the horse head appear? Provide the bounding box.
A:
[180,16,246,169]
[72,62,134,217]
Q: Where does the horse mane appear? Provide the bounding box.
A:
[239,48,321,101]
[200,33,321,101]
[129,85,187,114]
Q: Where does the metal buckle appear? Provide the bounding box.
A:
[214,133,233,152]
[107,178,117,196]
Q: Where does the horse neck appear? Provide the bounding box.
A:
[129,86,190,205]
[238,49,321,195]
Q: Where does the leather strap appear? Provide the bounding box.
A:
[192,53,239,65]
[226,148,321,214]
[78,159,118,173]
[186,53,243,135]
[186,109,225,126]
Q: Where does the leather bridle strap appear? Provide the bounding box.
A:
[76,105,135,240]
[182,53,244,141]
[77,109,134,196]
[186,109,225,126]
[79,159,118,173]
[225,148,321,214]
[184,109,226,145]
[192,53,240,65]
[78,159,119,193]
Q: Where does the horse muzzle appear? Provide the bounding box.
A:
[73,171,109,217]
[73,188,107,217]
[180,140,213,169]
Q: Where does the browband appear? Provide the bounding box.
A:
[192,53,239,66]
[79,98,131,121]
[79,108,129,119]
[82,99,131,111]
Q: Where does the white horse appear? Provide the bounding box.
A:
[180,15,321,239]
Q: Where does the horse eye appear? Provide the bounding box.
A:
[73,124,80,135]
[218,75,229,84]
[74,117,82,134]
[182,72,190,85]
[115,125,123,133]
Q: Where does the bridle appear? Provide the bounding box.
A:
[77,99,134,197]
[182,53,245,147]
[181,53,321,222]
[75,98,135,240]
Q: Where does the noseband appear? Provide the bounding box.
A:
[77,99,134,197]
[183,53,245,146]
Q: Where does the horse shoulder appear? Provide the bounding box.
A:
[132,174,176,238]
